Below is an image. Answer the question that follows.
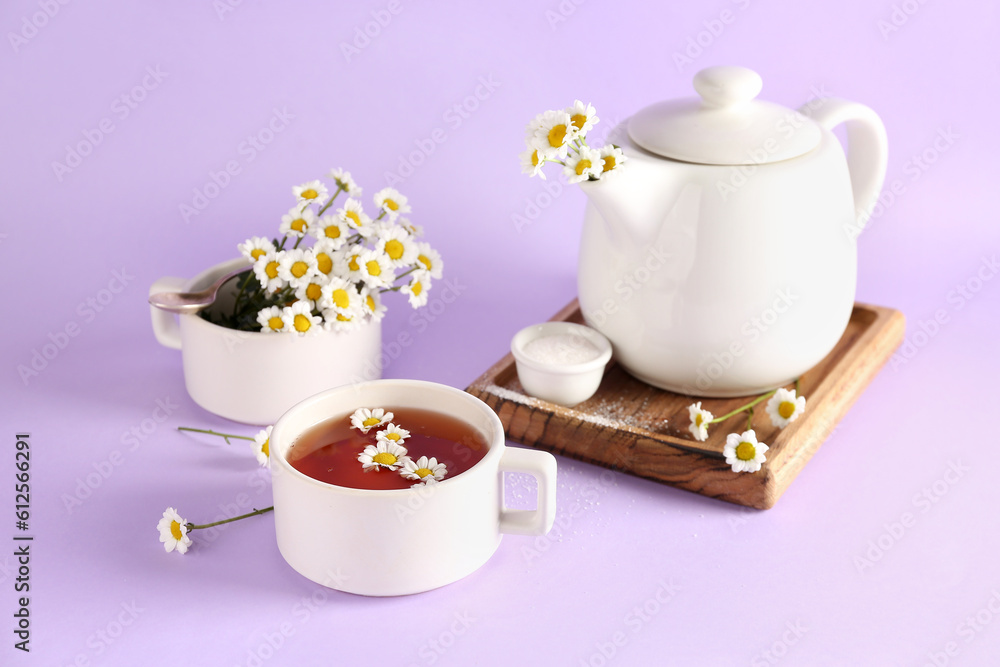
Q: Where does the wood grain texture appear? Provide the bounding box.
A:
[467,301,905,509]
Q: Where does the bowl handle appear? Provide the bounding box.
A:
[801,97,888,234]
[498,447,557,536]
[149,276,186,349]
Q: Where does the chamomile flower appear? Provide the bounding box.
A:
[319,276,361,314]
[398,218,424,236]
[237,236,274,263]
[295,272,329,308]
[292,180,330,207]
[564,146,603,184]
[322,308,363,333]
[765,388,807,428]
[157,507,192,555]
[358,441,409,471]
[253,426,272,467]
[358,248,395,289]
[723,430,769,473]
[311,215,349,248]
[278,248,318,288]
[373,188,411,219]
[529,110,577,159]
[337,198,373,237]
[401,272,432,308]
[350,407,394,433]
[279,206,316,238]
[688,402,714,442]
[566,100,600,134]
[376,227,418,267]
[311,238,339,276]
[282,301,322,335]
[328,167,362,197]
[253,251,286,292]
[413,242,443,279]
[257,305,288,332]
[360,287,388,322]
[336,247,367,283]
[520,145,547,179]
[598,144,627,175]
[400,456,448,484]
[376,423,410,446]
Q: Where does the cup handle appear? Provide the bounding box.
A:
[498,446,557,536]
[149,276,187,350]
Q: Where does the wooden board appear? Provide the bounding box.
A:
[466,301,905,509]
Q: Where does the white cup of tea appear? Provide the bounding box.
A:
[269,379,558,596]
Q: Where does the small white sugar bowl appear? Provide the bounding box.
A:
[510,322,613,407]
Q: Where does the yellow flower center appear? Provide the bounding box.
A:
[372,452,397,466]
[291,218,307,232]
[324,225,341,239]
[735,441,756,461]
[695,413,704,427]
[778,401,796,419]
[250,248,267,260]
[571,113,588,130]
[170,520,183,541]
[262,439,269,458]
[384,198,399,211]
[384,239,404,260]
[366,295,376,312]
[415,467,433,478]
[366,260,382,277]
[345,211,361,228]
[411,280,423,296]
[316,252,332,274]
[575,159,592,176]
[337,313,352,322]
[417,254,432,271]
[265,261,280,279]
[348,254,360,271]
[268,316,284,330]
[602,155,616,172]
[293,314,312,332]
[291,261,309,278]
[332,289,350,309]
[385,432,401,441]
[531,149,540,167]
[362,416,381,427]
[301,188,318,200]
[305,283,323,301]
[548,124,567,148]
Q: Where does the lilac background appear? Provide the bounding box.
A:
[2,0,999,665]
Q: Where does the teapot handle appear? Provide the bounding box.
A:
[801,98,888,232]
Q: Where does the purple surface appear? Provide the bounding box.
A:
[2,0,999,664]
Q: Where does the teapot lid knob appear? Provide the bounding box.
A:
[693,66,763,108]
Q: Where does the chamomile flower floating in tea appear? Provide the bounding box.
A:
[765,388,807,428]
[199,168,442,334]
[520,102,627,182]
[328,167,362,197]
[157,507,192,554]
[687,402,713,442]
[350,408,394,433]
[238,236,274,263]
[292,179,329,207]
[253,426,272,467]
[400,456,448,485]
[724,430,769,474]
[376,423,410,446]
[358,441,409,471]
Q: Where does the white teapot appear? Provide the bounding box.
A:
[577,66,887,397]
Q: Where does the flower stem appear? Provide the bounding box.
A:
[708,389,777,424]
[746,406,754,431]
[231,269,254,317]
[177,427,255,444]
[317,185,345,216]
[188,506,273,531]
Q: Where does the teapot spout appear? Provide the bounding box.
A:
[577,158,679,247]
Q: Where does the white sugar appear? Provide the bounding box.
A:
[522,333,601,365]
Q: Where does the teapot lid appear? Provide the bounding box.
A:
[627,66,822,165]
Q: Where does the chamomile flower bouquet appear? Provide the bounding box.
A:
[203,168,443,334]
[520,101,627,182]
